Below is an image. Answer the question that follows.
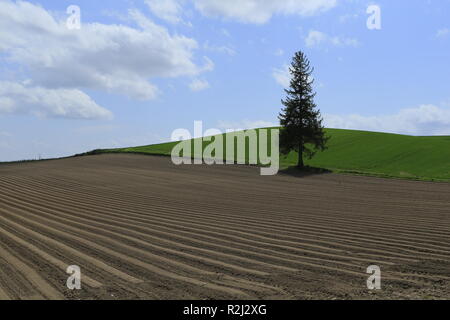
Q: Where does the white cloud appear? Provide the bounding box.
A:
[324,105,450,136]
[0,131,11,137]
[217,120,277,131]
[305,30,327,47]
[330,36,360,47]
[192,0,337,24]
[0,1,211,104]
[436,28,450,38]
[221,28,231,37]
[0,81,112,120]
[339,13,359,23]
[273,65,291,88]
[274,48,284,56]
[143,0,339,24]
[189,79,210,91]
[305,30,360,48]
[273,64,323,89]
[145,0,183,24]
[203,41,236,56]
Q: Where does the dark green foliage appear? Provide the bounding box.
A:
[279,51,329,168]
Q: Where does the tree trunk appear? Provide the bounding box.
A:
[298,141,304,169]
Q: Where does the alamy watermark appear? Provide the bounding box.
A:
[171,121,279,176]
[66,5,81,30]
[367,5,382,30]
[66,265,81,290]
[367,265,381,290]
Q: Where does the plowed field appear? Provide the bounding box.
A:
[0,154,449,300]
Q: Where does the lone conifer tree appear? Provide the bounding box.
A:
[279,51,329,168]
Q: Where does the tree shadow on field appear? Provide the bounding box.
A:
[279,165,332,178]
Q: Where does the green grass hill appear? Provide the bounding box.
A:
[88,128,450,182]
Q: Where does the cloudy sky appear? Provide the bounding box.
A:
[0,0,449,161]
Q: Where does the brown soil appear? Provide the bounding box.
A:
[0,154,449,300]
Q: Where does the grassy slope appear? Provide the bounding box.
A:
[94,128,450,181]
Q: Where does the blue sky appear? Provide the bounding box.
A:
[0,0,449,161]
